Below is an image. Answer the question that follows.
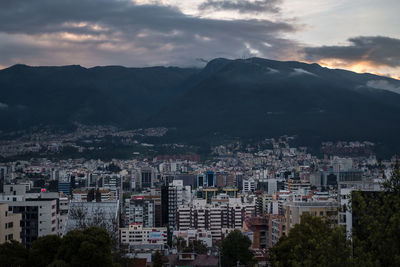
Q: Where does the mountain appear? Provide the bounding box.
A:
[1,58,400,154]
[0,64,198,131]
[147,58,400,151]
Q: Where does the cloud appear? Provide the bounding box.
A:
[0,102,8,109]
[267,67,279,74]
[303,36,400,68]
[0,0,300,67]
[289,68,317,77]
[198,0,282,14]
[367,80,400,94]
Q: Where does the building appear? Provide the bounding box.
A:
[197,173,205,188]
[282,201,338,232]
[2,199,58,246]
[139,168,154,189]
[268,214,286,248]
[58,181,72,196]
[284,179,311,194]
[173,229,213,248]
[72,188,113,202]
[177,197,255,243]
[66,200,119,241]
[243,179,255,194]
[166,253,218,267]
[206,171,215,187]
[167,180,191,229]
[0,203,21,243]
[120,223,167,252]
[125,195,162,227]
[103,175,121,198]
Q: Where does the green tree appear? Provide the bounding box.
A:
[220,230,255,267]
[175,236,186,252]
[153,250,164,267]
[269,214,352,267]
[56,227,113,267]
[352,162,400,266]
[29,235,62,267]
[0,240,28,267]
[192,240,208,254]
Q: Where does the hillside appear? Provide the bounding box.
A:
[148,58,400,151]
[1,58,400,154]
[0,64,198,131]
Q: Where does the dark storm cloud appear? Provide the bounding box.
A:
[198,0,282,14]
[304,36,400,67]
[0,0,300,67]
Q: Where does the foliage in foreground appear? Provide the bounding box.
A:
[270,163,400,267]
[0,227,114,267]
[351,162,400,266]
[220,229,256,267]
[269,214,352,267]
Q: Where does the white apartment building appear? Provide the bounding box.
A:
[120,223,167,251]
[177,197,255,243]
[168,180,191,229]
[243,179,255,194]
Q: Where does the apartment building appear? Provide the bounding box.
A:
[282,201,338,232]
[177,198,255,243]
[0,203,21,243]
[120,223,167,251]
[125,195,162,227]
[3,199,58,246]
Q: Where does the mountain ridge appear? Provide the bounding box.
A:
[1,57,400,154]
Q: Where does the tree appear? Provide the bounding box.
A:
[0,227,116,267]
[220,230,255,267]
[0,240,29,267]
[29,235,62,267]
[269,214,352,267]
[351,162,400,266]
[153,250,164,267]
[192,240,208,254]
[174,236,186,252]
[56,227,113,267]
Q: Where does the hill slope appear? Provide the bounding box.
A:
[1,58,400,154]
[0,64,198,131]
[148,58,400,150]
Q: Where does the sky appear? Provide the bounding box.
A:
[0,0,399,78]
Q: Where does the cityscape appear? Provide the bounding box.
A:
[1,0,400,266]
[0,133,397,266]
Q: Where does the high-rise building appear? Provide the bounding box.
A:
[125,195,161,227]
[197,173,205,188]
[206,171,215,187]
[140,168,154,189]
[167,180,192,230]
[0,203,21,243]
[58,181,72,196]
[177,198,255,243]
[3,199,58,246]
[243,179,255,194]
